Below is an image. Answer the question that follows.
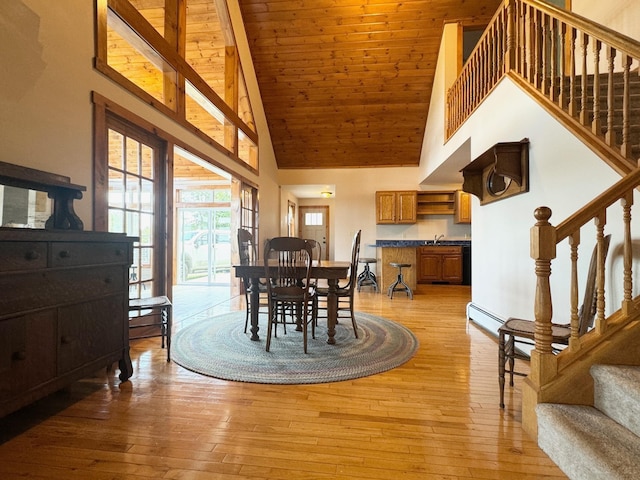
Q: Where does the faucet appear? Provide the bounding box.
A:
[434,234,444,245]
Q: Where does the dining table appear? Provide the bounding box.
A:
[233,260,351,345]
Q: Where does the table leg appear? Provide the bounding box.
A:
[249,277,260,341]
[326,278,338,344]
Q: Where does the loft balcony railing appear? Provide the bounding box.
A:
[447,0,640,176]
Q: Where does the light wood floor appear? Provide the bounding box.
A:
[0,285,566,479]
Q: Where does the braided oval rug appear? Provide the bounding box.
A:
[171,311,419,384]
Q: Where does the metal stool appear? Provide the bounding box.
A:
[357,257,378,292]
[387,263,413,299]
[129,295,172,362]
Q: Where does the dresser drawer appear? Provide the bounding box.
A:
[0,266,125,317]
[50,242,129,267]
[0,311,57,398]
[0,242,47,272]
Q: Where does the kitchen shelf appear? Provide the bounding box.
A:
[416,191,455,215]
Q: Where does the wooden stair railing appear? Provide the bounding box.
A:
[521,167,640,438]
[447,0,640,176]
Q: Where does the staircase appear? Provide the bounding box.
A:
[537,365,640,479]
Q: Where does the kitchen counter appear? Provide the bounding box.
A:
[375,239,471,247]
[375,240,472,288]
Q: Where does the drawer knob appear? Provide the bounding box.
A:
[25,250,40,261]
[105,277,112,284]
[60,335,72,344]
[115,249,123,256]
[13,350,27,361]
[59,250,71,258]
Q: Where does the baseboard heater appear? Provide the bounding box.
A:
[466,302,503,336]
[466,302,532,358]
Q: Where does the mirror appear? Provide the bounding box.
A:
[0,185,52,228]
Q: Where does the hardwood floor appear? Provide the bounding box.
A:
[0,285,566,479]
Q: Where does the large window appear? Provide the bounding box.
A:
[96,0,258,172]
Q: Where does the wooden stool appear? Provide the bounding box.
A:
[357,257,378,292]
[387,263,413,299]
[129,296,172,362]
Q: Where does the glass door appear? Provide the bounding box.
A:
[106,116,165,299]
[177,206,231,285]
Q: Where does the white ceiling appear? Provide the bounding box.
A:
[282,184,336,199]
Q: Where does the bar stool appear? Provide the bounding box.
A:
[129,296,172,362]
[387,263,413,299]
[357,257,378,292]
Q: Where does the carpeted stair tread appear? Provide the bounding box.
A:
[592,364,640,438]
[537,403,640,480]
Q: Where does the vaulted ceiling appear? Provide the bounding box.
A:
[238,0,503,170]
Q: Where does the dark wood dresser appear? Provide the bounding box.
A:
[0,228,136,418]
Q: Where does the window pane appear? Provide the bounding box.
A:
[238,66,256,133]
[126,174,140,210]
[126,139,140,175]
[129,0,165,37]
[305,212,323,226]
[141,144,154,179]
[109,208,125,233]
[181,189,213,203]
[185,82,226,147]
[140,213,154,245]
[141,178,154,213]
[238,130,257,169]
[185,0,226,100]
[109,170,125,208]
[126,210,140,238]
[106,9,176,108]
[108,130,124,170]
[213,189,231,202]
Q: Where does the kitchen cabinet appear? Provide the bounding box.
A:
[416,191,455,215]
[0,229,135,418]
[454,190,472,224]
[375,191,417,224]
[418,245,463,284]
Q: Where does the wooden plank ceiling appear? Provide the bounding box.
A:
[238,0,503,169]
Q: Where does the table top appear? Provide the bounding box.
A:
[234,261,350,280]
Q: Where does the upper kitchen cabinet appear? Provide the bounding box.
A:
[454,190,472,224]
[376,191,417,224]
[416,191,455,215]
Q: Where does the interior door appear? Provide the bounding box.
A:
[299,206,329,260]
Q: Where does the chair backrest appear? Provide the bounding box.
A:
[237,228,256,266]
[343,230,362,289]
[305,239,322,266]
[578,234,612,336]
[263,237,314,297]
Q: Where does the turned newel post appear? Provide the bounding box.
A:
[529,206,558,385]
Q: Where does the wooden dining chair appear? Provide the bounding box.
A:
[498,234,611,408]
[237,228,268,333]
[263,237,316,353]
[315,229,361,338]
